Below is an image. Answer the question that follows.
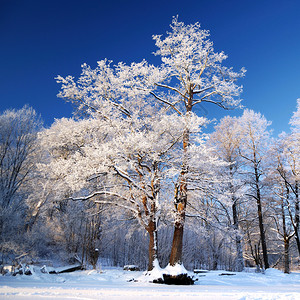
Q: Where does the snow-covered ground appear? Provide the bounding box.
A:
[1,267,300,299]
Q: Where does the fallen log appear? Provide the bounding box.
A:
[55,264,83,274]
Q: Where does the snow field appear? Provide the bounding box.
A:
[1,267,300,299]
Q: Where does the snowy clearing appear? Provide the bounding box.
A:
[1,267,300,299]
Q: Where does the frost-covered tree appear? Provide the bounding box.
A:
[288,98,300,207]
[37,102,195,271]
[290,99,300,130]
[209,116,245,271]
[271,100,300,258]
[0,106,42,256]
[238,109,272,269]
[148,17,245,267]
[55,17,245,274]
[287,99,300,253]
[268,139,295,273]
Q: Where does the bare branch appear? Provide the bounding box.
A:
[149,91,182,115]
[193,85,214,95]
[67,191,139,214]
[113,166,153,199]
[155,83,188,100]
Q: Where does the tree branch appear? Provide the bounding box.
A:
[149,91,182,115]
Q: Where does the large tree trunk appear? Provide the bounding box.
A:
[147,219,158,271]
[256,195,269,269]
[169,164,187,266]
[169,219,184,266]
[284,238,290,274]
[169,124,189,266]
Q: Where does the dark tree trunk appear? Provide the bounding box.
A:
[294,182,300,257]
[282,202,290,274]
[254,164,269,269]
[284,238,290,274]
[212,259,218,271]
[169,222,184,266]
[293,225,300,257]
[280,176,300,258]
[282,183,292,274]
[256,195,269,269]
[296,182,299,232]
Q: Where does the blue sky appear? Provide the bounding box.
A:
[1,0,300,134]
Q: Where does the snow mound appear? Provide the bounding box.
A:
[164,263,188,276]
[138,261,190,283]
[139,259,164,282]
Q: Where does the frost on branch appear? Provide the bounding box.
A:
[152,16,245,113]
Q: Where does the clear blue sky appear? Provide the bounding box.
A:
[1,0,300,134]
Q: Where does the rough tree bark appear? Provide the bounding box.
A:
[147,219,158,271]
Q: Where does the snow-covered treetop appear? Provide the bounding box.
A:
[283,99,300,180]
[56,17,245,121]
[209,116,241,164]
[290,98,300,131]
[152,16,246,112]
[239,109,272,152]
[56,59,166,121]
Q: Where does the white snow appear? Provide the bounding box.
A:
[140,259,164,282]
[164,263,188,275]
[1,267,300,299]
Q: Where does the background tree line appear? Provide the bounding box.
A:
[0,100,299,274]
